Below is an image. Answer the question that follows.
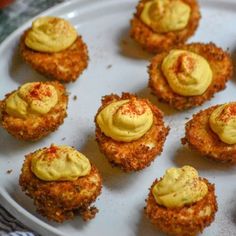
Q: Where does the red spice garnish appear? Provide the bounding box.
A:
[119,99,148,116]
[44,88,52,97]
[172,53,196,74]
[219,104,236,122]
[229,104,236,116]
[47,145,58,154]
[173,55,183,74]
[28,83,52,100]
[29,83,41,99]
[41,145,59,162]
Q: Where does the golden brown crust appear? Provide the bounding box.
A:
[19,150,102,222]
[145,178,217,236]
[182,105,236,163]
[0,81,68,141]
[20,30,89,82]
[149,42,233,110]
[130,0,201,53]
[95,93,169,172]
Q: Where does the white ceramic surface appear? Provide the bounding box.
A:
[0,0,236,235]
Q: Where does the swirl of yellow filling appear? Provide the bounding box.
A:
[25,16,77,53]
[5,82,58,118]
[152,166,208,208]
[140,0,191,33]
[209,103,236,144]
[162,50,213,96]
[96,99,153,142]
[31,145,91,181]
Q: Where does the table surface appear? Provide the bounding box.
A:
[0,0,65,43]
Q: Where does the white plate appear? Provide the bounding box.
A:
[0,0,236,235]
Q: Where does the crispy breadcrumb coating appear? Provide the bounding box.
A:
[95,93,169,172]
[145,178,217,236]
[130,0,200,53]
[149,43,233,110]
[19,150,102,222]
[0,81,68,141]
[20,30,89,82]
[182,105,236,163]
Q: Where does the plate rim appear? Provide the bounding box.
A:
[0,0,236,236]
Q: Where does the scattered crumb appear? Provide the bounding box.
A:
[73,95,77,100]
[107,64,112,69]
[227,47,230,51]
[185,117,189,120]
[121,39,128,45]
[6,169,13,174]
[61,137,66,141]
[80,206,98,221]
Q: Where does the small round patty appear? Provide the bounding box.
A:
[0,81,68,141]
[145,178,217,236]
[19,149,102,222]
[20,30,89,82]
[149,42,233,110]
[130,0,201,53]
[182,105,236,163]
[95,93,169,172]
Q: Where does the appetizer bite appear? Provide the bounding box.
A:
[0,81,68,141]
[95,93,169,171]
[20,16,88,82]
[145,166,217,236]
[130,0,200,53]
[149,43,233,110]
[19,144,102,222]
[182,102,236,163]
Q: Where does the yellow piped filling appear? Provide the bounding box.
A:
[5,82,58,118]
[152,166,208,208]
[96,99,153,142]
[162,49,213,96]
[209,103,236,144]
[31,145,91,181]
[140,0,191,33]
[25,16,77,53]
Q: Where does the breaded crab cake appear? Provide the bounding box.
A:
[182,102,236,163]
[149,43,233,110]
[95,93,169,172]
[20,16,88,82]
[145,166,217,236]
[0,81,68,141]
[130,0,200,53]
[19,144,102,222]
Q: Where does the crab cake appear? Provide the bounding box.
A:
[0,81,68,141]
[145,166,217,236]
[19,145,102,222]
[182,102,236,163]
[95,93,169,172]
[130,0,200,53]
[149,43,233,110]
[20,16,88,82]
